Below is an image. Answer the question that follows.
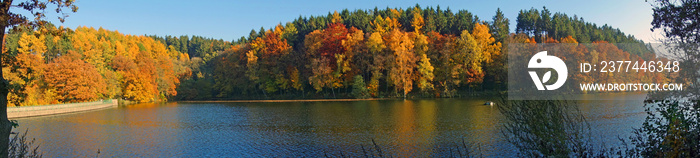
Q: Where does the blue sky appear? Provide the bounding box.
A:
[26,0,661,42]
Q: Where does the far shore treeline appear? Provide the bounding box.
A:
[2,6,664,105]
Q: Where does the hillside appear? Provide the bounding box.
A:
[166,6,658,100]
[2,6,661,105]
[3,25,189,106]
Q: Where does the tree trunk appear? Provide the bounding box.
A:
[403,91,406,100]
[0,22,12,157]
[331,87,336,99]
[259,83,268,99]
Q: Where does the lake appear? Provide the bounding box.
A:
[14,95,646,157]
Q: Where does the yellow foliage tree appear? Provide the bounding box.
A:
[365,32,386,96]
[472,23,501,63]
[454,30,483,85]
[371,15,401,34]
[7,32,48,106]
[17,33,47,56]
[331,11,343,23]
[411,7,424,34]
[386,29,415,98]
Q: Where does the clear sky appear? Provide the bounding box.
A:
[26,0,662,43]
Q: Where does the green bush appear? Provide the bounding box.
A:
[351,75,370,99]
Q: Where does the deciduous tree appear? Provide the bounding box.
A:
[43,52,105,102]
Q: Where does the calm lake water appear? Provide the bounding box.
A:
[15,95,646,157]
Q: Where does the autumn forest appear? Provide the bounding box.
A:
[2,6,660,106]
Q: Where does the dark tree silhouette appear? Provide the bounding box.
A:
[0,0,77,156]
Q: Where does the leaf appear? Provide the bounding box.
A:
[542,71,551,83]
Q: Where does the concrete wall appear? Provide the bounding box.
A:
[7,99,118,119]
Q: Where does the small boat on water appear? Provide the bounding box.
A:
[484,101,495,106]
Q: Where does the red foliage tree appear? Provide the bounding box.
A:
[319,23,348,65]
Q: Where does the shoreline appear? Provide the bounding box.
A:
[176,91,505,103]
[8,99,118,119]
[177,98,393,103]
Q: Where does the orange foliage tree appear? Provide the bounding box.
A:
[43,52,105,102]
